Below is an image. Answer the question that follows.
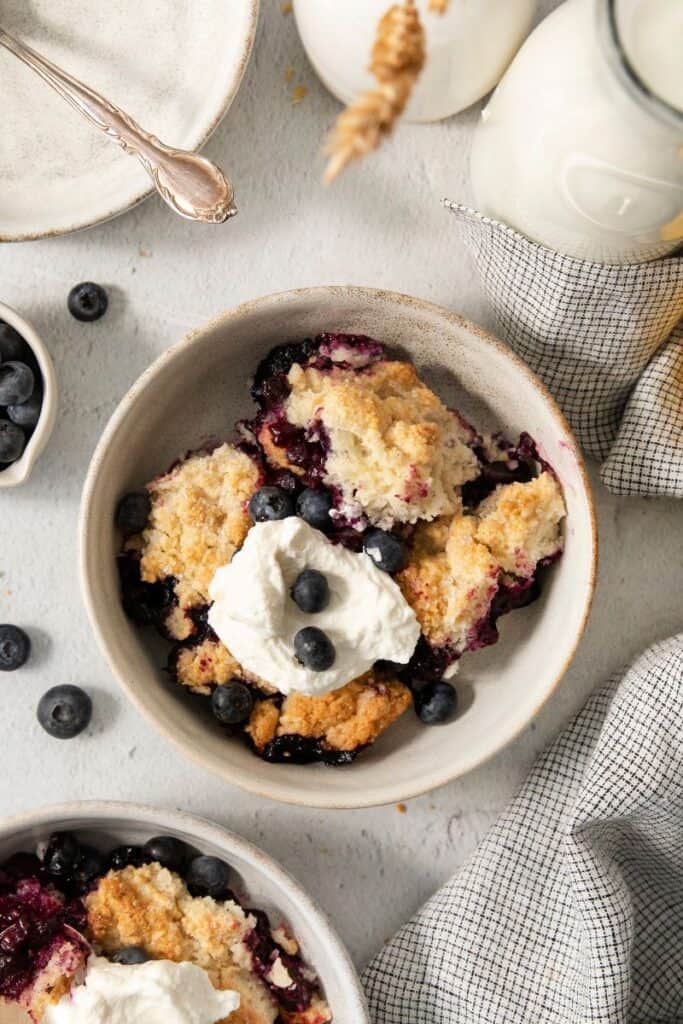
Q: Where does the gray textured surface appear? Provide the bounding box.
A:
[0,0,680,972]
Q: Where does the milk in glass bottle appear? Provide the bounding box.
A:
[470,0,683,263]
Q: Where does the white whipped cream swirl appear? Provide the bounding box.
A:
[208,518,420,696]
[44,956,239,1024]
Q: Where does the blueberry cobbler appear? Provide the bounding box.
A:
[117,334,566,765]
[0,833,330,1023]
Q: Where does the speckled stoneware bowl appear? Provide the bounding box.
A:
[80,287,597,808]
[0,302,58,488]
[0,801,368,1024]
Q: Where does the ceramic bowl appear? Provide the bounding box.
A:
[0,800,368,1024]
[80,287,597,808]
[0,302,58,488]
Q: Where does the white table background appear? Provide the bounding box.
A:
[0,0,681,973]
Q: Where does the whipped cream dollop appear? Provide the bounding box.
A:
[208,518,420,696]
[43,956,239,1024]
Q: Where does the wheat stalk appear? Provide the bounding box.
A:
[428,0,449,12]
[323,0,425,182]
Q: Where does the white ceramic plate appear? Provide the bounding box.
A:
[0,801,368,1024]
[80,287,597,809]
[0,0,258,241]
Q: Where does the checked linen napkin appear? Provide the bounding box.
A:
[363,635,683,1024]
[445,203,683,498]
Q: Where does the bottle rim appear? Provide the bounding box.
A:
[598,0,683,130]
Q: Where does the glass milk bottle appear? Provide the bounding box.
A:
[470,0,683,263]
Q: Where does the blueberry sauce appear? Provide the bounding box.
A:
[260,734,360,766]
[118,556,177,631]
[244,908,319,1013]
[0,858,88,1002]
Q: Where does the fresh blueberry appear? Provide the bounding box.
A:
[36,685,92,739]
[248,486,294,523]
[363,529,406,573]
[211,681,254,725]
[0,420,25,464]
[111,946,150,965]
[290,569,330,613]
[142,835,190,872]
[7,389,42,430]
[0,361,34,406]
[0,322,30,362]
[0,625,30,671]
[414,681,457,724]
[296,488,333,530]
[116,491,151,536]
[67,282,108,322]
[185,855,231,899]
[294,627,335,671]
[70,846,107,894]
[42,833,82,877]
[108,845,146,871]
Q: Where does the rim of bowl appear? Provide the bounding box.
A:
[79,285,598,808]
[0,799,369,1022]
[0,301,58,487]
[0,0,259,243]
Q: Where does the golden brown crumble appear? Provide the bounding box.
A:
[86,864,279,1024]
[139,444,259,610]
[247,671,412,753]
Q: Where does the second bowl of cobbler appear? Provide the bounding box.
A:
[80,287,597,808]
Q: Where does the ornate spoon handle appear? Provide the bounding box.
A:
[0,29,237,223]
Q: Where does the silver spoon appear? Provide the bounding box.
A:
[0,28,237,224]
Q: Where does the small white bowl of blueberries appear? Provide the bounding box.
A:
[0,301,58,488]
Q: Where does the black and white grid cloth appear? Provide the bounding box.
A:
[363,634,683,1024]
[445,203,683,498]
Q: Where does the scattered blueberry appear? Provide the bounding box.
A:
[36,685,92,739]
[7,389,42,430]
[211,681,254,725]
[108,845,146,872]
[414,681,457,724]
[142,835,190,872]
[0,321,29,362]
[294,627,335,671]
[248,486,294,523]
[0,361,34,406]
[42,833,82,878]
[0,625,30,671]
[67,282,109,322]
[363,529,406,573]
[111,946,150,965]
[0,419,26,463]
[185,855,231,899]
[296,488,333,530]
[116,491,151,536]
[290,569,330,614]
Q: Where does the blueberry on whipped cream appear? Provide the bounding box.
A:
[116,332,566,764]
[208,518,420,697]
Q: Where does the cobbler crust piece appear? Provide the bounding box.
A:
[137,443,261,611]
[267,360,480,529]
[86,864,283,1024]
[475,472,566,578]
[171,636,275,697]
[397,515,501,651]
[246,671,412,754]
